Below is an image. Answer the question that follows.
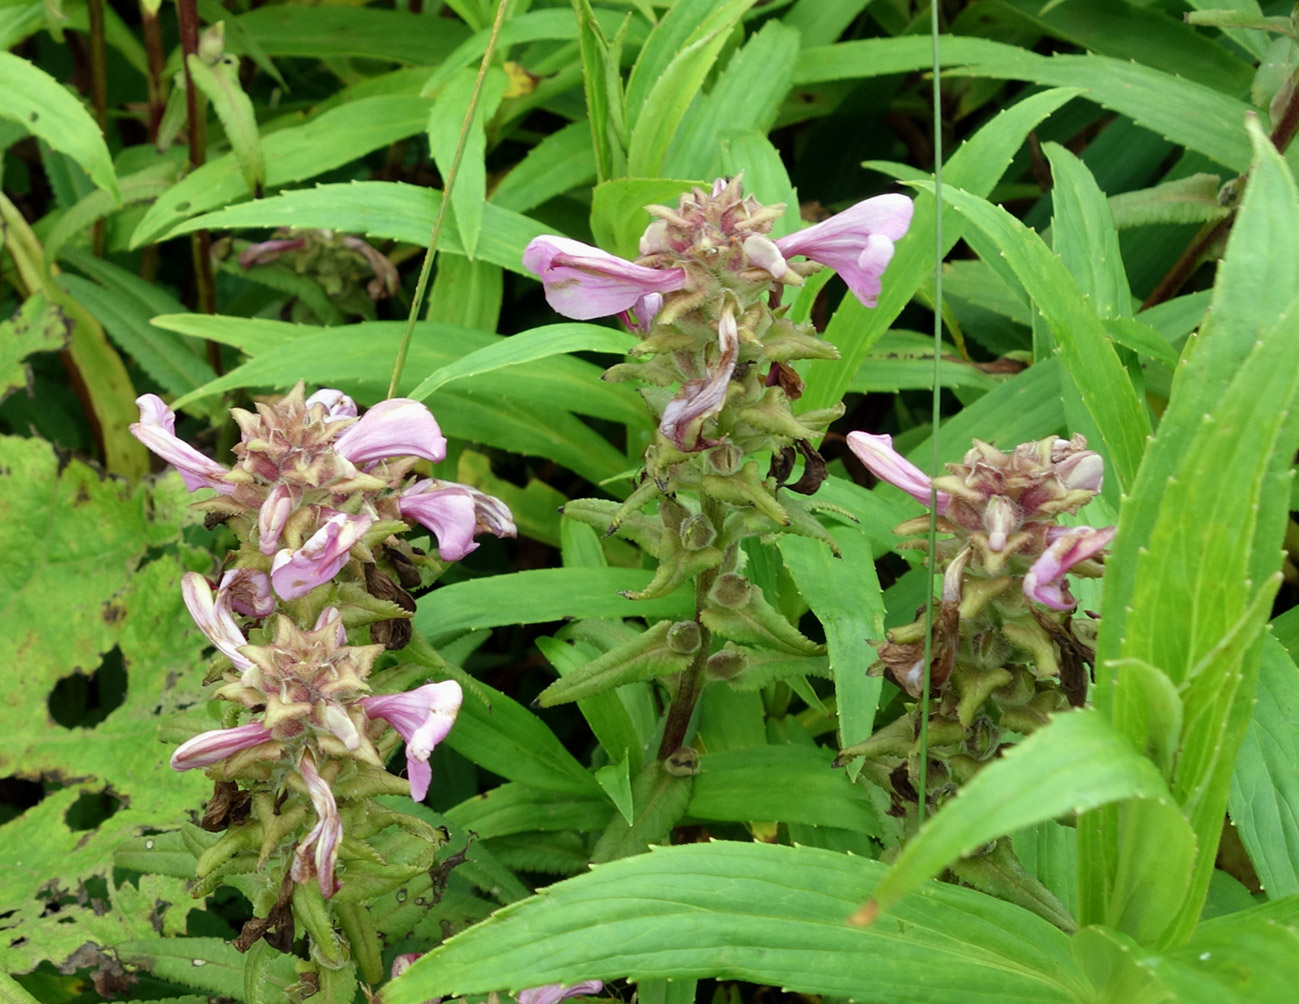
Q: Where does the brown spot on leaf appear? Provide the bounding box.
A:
[101,603,126,625]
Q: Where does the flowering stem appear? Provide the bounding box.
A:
[656,496,724,761]
[386,0,509,399]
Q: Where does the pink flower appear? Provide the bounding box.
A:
[239,237,307,269]
[659,307,738,451]
[271,510,374,600]
[517,982,605,1004]
[1055,448,1105,493]
[742,233,787,279]
[846,431,949,512]
[130,394,234,494]
[257,484,294,556]
[775,194,913,307]
[1023,525,1116,610]
[618,292,663,334]
[170,721,274,771]
[182,571,255,671]
[333,399,447,466]
[292,752,343,898]
[361,680,463,801]
[219,566,275,618]
[304,388,358,420]
[523,236,686,320]
[398,480,516,561]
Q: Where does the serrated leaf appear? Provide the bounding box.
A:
[0,51,117,200]
[1228,634,1299,899]
[867,710,1177,921]
[446,783,612,841]
[428,66,507,259]
[131,96,433,247]
[537,621,688,707]
[186,52,265,196]
[0,294,69,402]
[384,841,1089,1004]
[1108,173,1230,229]
[688,744,880,833]
[801,86,1079,413]
[591,760,692,863]
[227,5,469,64]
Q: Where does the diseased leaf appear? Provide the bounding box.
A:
[0,294,70,403]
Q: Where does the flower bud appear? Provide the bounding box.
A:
[705,648,748,680]
[666,620,702,655]
[708,442,742,476]
[679,513,716,551]
[710,573,752,609]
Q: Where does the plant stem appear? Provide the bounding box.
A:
[140,1,166,143]
[656,496,724,761]
[177,0,218,325]
[87,0,108,255]
[386,0,509,399]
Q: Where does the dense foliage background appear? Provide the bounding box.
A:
[5,0,1299,1002]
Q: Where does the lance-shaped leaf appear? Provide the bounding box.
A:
[590,761,693,864]
[536,620,691,707]
[860,710,1179,924]
[700,577,825,657]
[187,52,265,197]
[383,841,1090,1004]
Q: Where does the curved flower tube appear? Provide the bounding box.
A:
[523,236,686,320]
[270,510,375,600]
[218,567,275,619]
[1023,525,1116,610]
[182,571,255,671]
[170,721,274,771]
[360,680,464,801]
[257,484,294,556]
[845,431,949,512]
[292,752,343,898]
[659,307,739,451]
[130,395,234,494]
[333,398,447,465]
[775,194,914,308]
[399,480,516,561]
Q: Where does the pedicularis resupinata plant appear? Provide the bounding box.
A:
[5,3,1299,1004]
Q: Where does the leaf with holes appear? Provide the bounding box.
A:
[0,437,211,971]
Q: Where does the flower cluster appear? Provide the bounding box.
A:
[132,384,515,602]
[238,227,400,302]
[838,432,1114,816]
[133,386,510,904]
[525,177,914,473]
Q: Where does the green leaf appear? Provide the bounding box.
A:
[154,181,545,276]
[186,52,265,197]
[662,19,799,180]
[116,938,246,998]
[571,0,629,183]
[1107,173,1230,229]
[428,66,507,259]
[590,760,692,863]
[867,710,1177,920]
[414,568,693,644]
[409,323,634,402]
[58,274,218,417]
[228,5,470,65]
[1089,118,1299,944]
[687,744,880,833]
[0,52,117,201]
[44,157,179,262]
[1102,318,1180,369]
[779,529,884,761]
[0,294,69,401]
[536,620,688,707]
[792,36,1253,172]
[446,783,612,840]
[491,121,597,214]
[427,253,503,331]
[384,841,1089,1004]
[626,0,753,177]
[595,757,635,825]
[917,181,1150,491]
[131,97,433,247]
[1229,634,1299,899]
[800,86,1079,413]
[448,679,601,797]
